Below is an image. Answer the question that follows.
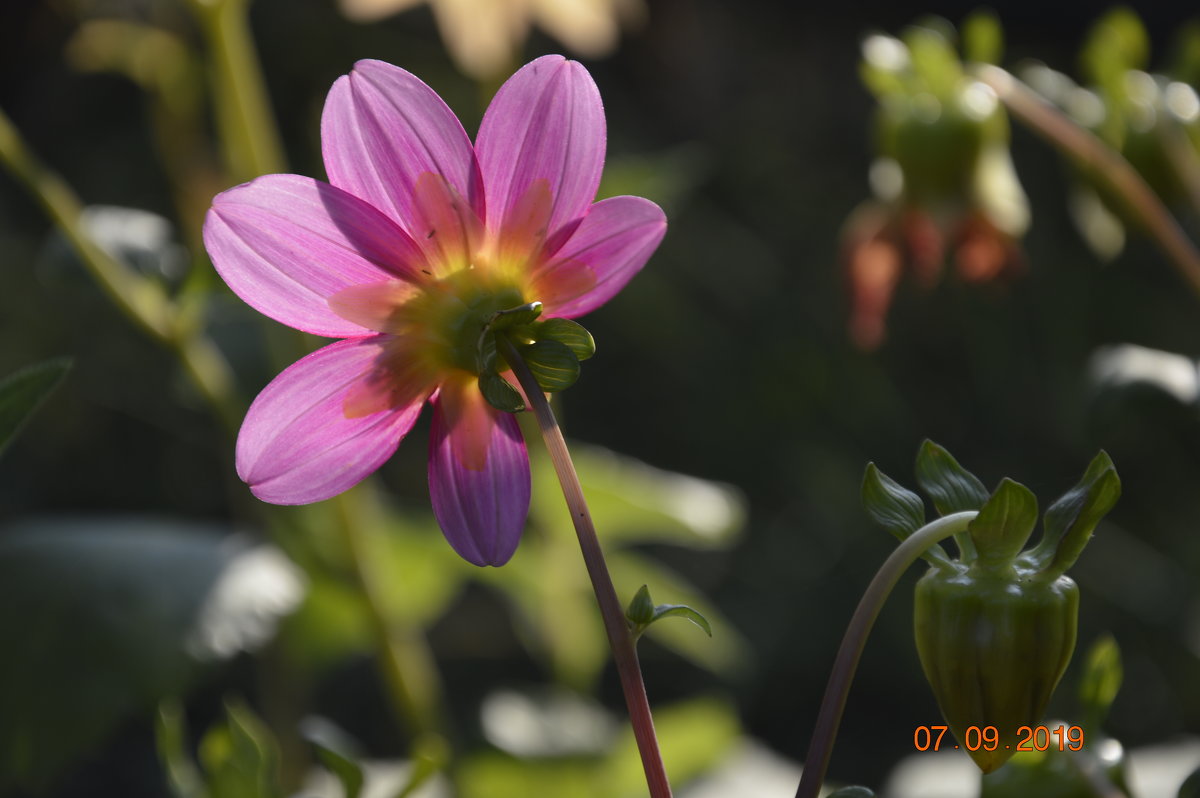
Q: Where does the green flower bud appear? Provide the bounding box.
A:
[865,444,1121,774]
[914,562,1078,773]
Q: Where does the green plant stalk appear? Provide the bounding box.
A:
[186,0,286,181]
[330,491,447,742]
[794,511,978,798]
[0,106,241,432]
[974,64,1200,299]
[499,335,673,798]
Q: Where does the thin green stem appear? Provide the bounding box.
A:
[498,336,673,798]
[186,0,286,181]
[794,511,978,798]
[330,491,447,740]
[0,106,241,432]
[974,64,1200,299]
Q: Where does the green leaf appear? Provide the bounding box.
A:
[519,339,581,392]
[967,478,1037,570]
[1031,451,1121,579]
[963,9,1003,65]
[606,697,740,796]
[650,604,712,638]
[1078,634,1122,731]
[0,358,71,458]
[301,718,363,798]
[199,699,281,798]
[531,443,745,548]
[626,584,712,640]
[458,752,597,798]
[915,440,990,515]
[536,318,596,361]
[156,701,204,798]
[479,372,525,413]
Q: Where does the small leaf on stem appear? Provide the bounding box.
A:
[626,584,712,640]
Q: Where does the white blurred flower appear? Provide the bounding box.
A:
[1089,343,1200,404]
[338,0,645,80]
[185,542,306,661]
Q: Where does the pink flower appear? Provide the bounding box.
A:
[203,56,666,566]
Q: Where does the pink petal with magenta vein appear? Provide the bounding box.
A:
[322,60,484,239]
[204,174,426,337]
[237,337,429,504]
[534,195,666,318]
[428,376,530,566]
[476,55,605,244]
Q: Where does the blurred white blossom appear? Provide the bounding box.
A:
[337,0,645,80]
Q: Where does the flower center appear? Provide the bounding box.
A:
[407,268,528,376]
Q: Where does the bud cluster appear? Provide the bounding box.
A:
[863,441,1121,772]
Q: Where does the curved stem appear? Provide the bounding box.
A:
[794,511,978,798]
[974,64,1200,299]
[498,336,672,798]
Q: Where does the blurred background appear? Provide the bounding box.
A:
[1,0,1199,796]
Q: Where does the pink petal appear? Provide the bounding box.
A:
[428,376,530,566]
[533,196,666,318]
[476,55,605,246]
[237,337,430,504]
[327,280,422,334]
[205,174,427,337]
[322,60,485,241]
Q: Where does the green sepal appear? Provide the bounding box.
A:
[862,463,950,566]
[915,440,988,561]
[536,318,596,361]
[478,372,525,413]
[915,440,990,514]
[1078,634,1122,733]
[1027,451,1121,580]
[518,339,581,393]
[967,477,1037,571]
[626,584,712,641]
[487,301,543,331]
[0,358,71,458]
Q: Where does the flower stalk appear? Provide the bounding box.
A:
[974,64,1200,299]
[185,0,287,182]
[498,334,673,798]
[794,511,978,798]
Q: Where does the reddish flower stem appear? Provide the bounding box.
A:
[499,336,672,798]
[794,511,977,798]
[974,64,1200,299]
